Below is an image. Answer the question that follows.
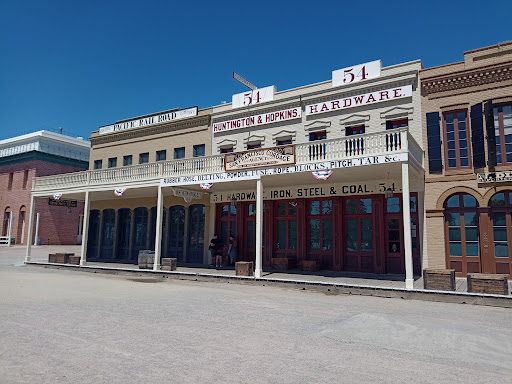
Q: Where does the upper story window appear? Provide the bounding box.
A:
[220,146,234,154]
[346,125,365,136]
[7,172,13,190]
[156,150,167,161]
[443,110,471,170]
[123,155,132,166]
[386,118,408,129]
[22,170,28,189]
[139,152,149,164]
[277,137,292,146]
[193,144,205,157]
[247,142,261,150]
[108,157,117,168]
[174,147,185,159]
[493,104,512,166]
[94,160,102,170]
[309,130,326,141]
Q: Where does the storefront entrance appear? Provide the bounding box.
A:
[216,194,420,274]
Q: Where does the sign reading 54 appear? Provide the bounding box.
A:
[332,60,381,88]
[232,85,276,109]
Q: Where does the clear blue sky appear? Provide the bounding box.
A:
[1,0,510,140]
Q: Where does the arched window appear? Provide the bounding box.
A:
[444,193,480,276]
[489,191,512,274]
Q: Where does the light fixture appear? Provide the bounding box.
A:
[67,207,72,214]
[385,172,394,199]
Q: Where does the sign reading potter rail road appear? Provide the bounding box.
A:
[224,145,295,171]
[48,198,77,207]
[306,85,412,116]
[99,106,198,135]
[160,153,407,186]
[477,171,512,183]
[213,107,301,134]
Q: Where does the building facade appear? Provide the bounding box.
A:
[0,131,89,245]
[421,41,512,276]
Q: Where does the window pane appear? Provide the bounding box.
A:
[388,218,399,230]
[463,194,477,207]
[495,243,509,257]
[221,205,229,217]
[410,197,417,212]
[322,200,333,215]
[449,228,461,241]
[289,220,297,250]
[493,228,507,241]
[322,219,333,250]
[446,213,460,226]
[449,243,462,256]
[464,212,478,226]
[466,243,479,257]
[347,218,357,230]
[310,201,320,215]
[277,203,286,216]
[465,228,478,241]
[288,202,297,216]
[360,199,372,214]
[310,219,320,250]
[361,218,372,230]
[277,220,286,249]
[347,230,358,251]
[230,205,236,216]
[248,204,255,217]
[446,195,459,208]
[346,200,357,214]
[387,197,400,213]
[490,193,505,207]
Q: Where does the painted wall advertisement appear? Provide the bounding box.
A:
[160,153,408,186]
[224,145,295,171]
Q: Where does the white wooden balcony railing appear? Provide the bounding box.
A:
[32,128,422,192]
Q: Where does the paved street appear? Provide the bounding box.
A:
[0,246,511,383]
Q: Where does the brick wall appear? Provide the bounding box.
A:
[0,159,86,245]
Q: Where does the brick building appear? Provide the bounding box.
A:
[0,131,90,245]
[421,41,512,276]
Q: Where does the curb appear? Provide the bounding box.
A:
[26,262,512,308]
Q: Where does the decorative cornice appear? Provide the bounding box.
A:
[90,115,210,146]
[421,63,512,95]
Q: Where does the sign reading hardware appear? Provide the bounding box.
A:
[225,145,295,171]
[332,60,381,87]
[99,106,198,135]
[48,198,77,207]
[160,153,407,186]
[232,85,276,109]
[477,171,512,183]
[213,107,301,134]
[306,85,412,116]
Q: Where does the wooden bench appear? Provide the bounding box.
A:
[467,274,509,295]
[271,258,291,271]
[235,261,254,277]
[161,258,177,271]
[423,269,456,291]
[302,260,320,272]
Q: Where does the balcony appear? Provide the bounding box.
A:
[32,128,422,193]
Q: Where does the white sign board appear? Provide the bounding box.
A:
[172,188,203,203]
[232,85,276,109]
[161,153,407,186]
[332,60,381,87]
[306,85,412,116]
[99,106,198,135]
[225,145,295,171]
[477,171,512,183]
[213,107,301,134]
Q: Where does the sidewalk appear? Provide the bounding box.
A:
[10,245,511,296]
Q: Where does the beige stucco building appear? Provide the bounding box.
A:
[421,41,512,276]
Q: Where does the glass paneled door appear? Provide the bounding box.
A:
[167,205,185,261]
[274,201,297,264]
[188,204,205,264]
[307,199,334,269]
[344,198,376,273]
[218,203,237,260]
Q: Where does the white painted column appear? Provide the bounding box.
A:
[153,185,163,270]
[25,195,36,262]
[80,191,90,266]
[7,212,13,248]
[401,162,414,289]
[255,178,263,278]
[34,213,40,246]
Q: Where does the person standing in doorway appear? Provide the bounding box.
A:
[228,234,237,266]
[209,234,218,268]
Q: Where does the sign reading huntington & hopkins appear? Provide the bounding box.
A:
[161,153,407,186]
[99,106,198,135]
[225,145,295,171]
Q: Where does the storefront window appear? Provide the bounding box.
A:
[492,212,508,257]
